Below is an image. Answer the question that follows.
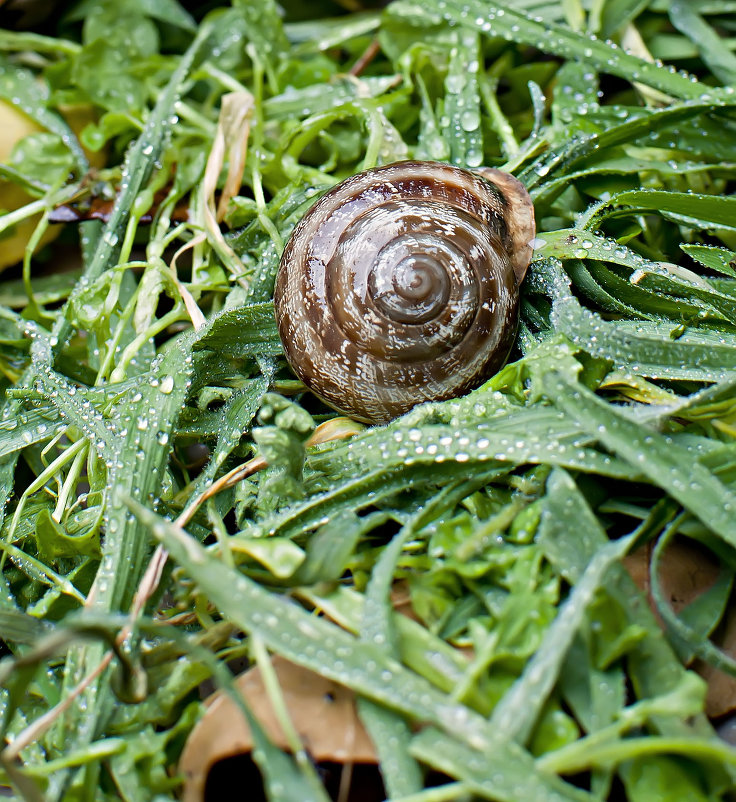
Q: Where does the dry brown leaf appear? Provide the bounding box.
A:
[624,537,736,718]
[179,656,377,802]
[200,90,253,282]
[624,537,721,616]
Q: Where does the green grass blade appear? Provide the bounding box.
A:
[390,0,723,100]
[131,501,604,801]
[130,499,496,745]
[542,371,736,549]
[409,728,592,802]
[192,302,282,356]
[581,189,736,232]
[443,30,483,167]
[0,404,62,459]
[552,296,736,381]
[669,0,736,84]
[52,21,213,350]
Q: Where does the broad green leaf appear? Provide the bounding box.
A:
[34,507,101,561]
[0,58,87,173]
[620,756,711,802]
[193,302,282,356]
[681,244,736,278]
[65,0,196,30]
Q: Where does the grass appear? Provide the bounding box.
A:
[2,0,736,799]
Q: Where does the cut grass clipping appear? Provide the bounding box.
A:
[2,1,736,800]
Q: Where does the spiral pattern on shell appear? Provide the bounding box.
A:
[274,160,535,424]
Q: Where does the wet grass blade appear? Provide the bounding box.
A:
[52,21,214,350]
[543,371,736,549]
[552,296,736,381]
[391,0,724,100]
[669,0,736,85]
[409,728,592,802]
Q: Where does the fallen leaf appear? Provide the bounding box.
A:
[179,656,377,802]
[624,536,721,615]
[624,536,736,718]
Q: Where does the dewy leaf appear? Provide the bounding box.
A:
[681,244,736,278]
[0,403,63,459]
[65,0,196,30]
[188,375,269,501]
[538,231,736,325]
[538,470,717,742]
[669,0,736,85]
[132,499,595,801]
[133,499,492,744]
[390,0,723,101]
[97,338,195,612]
[34,507,101,561]
[193,302,282,356]
[527,98,736,192]
[443,29,483,168]
[551,62,599,128]
[52,19,213,350]
[583,189,736,232]
[409,727,592,802]
[31,363,116,458]
[310,413,634,482]
[51,338,195,801]
[543,371,736,550]
[551,295,736,382]
[357,480,483,799]
[0,58,87,173]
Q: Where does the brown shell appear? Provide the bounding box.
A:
[274,160,535,424]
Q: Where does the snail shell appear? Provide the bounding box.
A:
[274,160,535,424]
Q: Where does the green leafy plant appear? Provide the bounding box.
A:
[2,0,736,800]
